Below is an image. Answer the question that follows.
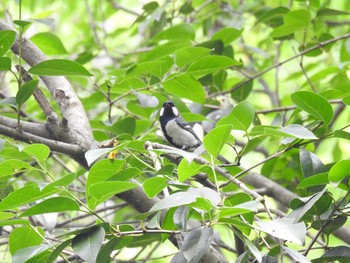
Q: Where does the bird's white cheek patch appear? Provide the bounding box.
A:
[172,106,179,116]
[159,107,164,116]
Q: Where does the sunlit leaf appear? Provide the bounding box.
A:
[30,32,68,55]
[0,30,16,57]
[216,101,255,131]
[203,124,232,157]
[20,197,80,217]
[162,73,205,104]
[9,226,43,255]
[28,59,93,76]
[291,91,333,125]
[143,177,168,198]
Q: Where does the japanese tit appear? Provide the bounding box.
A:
[159,101,230,164]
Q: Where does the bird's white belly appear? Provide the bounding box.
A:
[165,119,199,148]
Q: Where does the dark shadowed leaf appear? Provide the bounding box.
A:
[173,206,189,230]
[72,226,105,263]
[46,239,72,263]
[181,226,214,263]
[299,148,327,178]
[312,246,350,263]
[16,80,39,106]
[96,236,133,263]
[28,59,93,76]
[288,188,327,223]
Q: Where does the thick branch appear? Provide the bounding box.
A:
[0,19,95,151]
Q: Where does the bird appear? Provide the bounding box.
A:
[159,101,230,164]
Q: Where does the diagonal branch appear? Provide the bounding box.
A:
[0,19,95,151]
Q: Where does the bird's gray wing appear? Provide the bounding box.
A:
[175,117,202,144]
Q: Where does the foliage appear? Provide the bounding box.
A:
[0,0,350,262]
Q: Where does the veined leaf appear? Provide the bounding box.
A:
[28,59,93,76]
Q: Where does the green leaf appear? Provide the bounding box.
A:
[230,80,253,102]
[22,143,50,163]
[13,19,32,28]
[96,236,133,263]
[126,58,172,78]
[343,95,350,106]
[86,159,125,192]
[163,73,205,103]
[0,219,30,226]
[20,197,80,217]
[28,59,93,76]
[329,160,350,186]
[153,24,195,42]
[211,28,242,45]
[271,9,311,38]
[145,40,191,61]
[16,80,39,106]
[30,32,68,55]
[217,101,255,131]
[0,30,16,57]
[187,55,240,77]
[43,173,76,191]
[0,184,56,211]
[291,91,333,125]
[0,159,32,177]
[334,130,350,140]
[174,47,211,67]
[299,148,326,178]
[9,226,43,255]
[72,226,105,263]
[0,57,11,71]
[143,177,168,198]
[203,124,232,157]
[88,181,137,209]
[177,159,206,182]
[0,211,15,220]
[297,172,329,189]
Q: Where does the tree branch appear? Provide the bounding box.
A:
[0,19,95,151]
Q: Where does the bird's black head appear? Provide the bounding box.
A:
[160,101,179,118]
